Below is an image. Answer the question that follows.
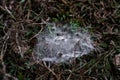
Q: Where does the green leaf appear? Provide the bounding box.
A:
[18,72,24,80]
[20,0,25,3]
[117,48,120,52]
[0,25,3,29]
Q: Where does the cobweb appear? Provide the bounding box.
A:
[34,23,94,63]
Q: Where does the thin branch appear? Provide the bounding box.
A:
[29,25,44,41]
